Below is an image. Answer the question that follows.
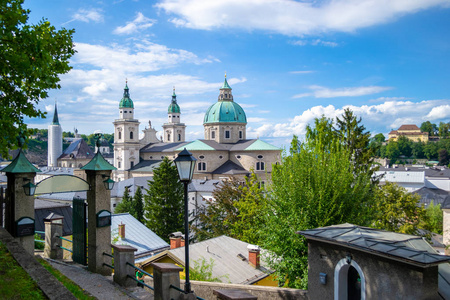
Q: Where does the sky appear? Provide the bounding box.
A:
[23,0,450,148]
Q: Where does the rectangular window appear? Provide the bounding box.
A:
[239,131,243,139]
[197,162,206,171]
[211,131,215,139]
[256,162,265,171]
[118,161,121,168]
[130,161,134,168]
[225,130,230,139]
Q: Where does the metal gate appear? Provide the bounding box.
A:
[72,197,87,265]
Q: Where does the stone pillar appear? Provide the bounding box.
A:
[5,172,37,255]
[86,169,113,275]
[152,263,184,300]
[112,244,137,286]
[44,221,63,259]
[213,289,257,300]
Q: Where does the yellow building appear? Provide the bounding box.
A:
[388,124,429,142]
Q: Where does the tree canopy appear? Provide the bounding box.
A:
[0,0,75,157]
[144,157,184,242]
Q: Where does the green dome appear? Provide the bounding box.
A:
[168,89,180,113]
[119,83,134,108]
[203,101,247,124]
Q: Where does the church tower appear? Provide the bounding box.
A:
[203,75,247,143]
[48,103,62,167]
[162,87,186,143]
[113,82,140,181]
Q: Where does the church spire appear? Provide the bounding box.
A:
[119,80,134,108]
[168,86,181,113]
[52,103,60,125]
[218,73,233,101]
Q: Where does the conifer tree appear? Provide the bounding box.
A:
[114,187,133,214]
[144,157,183,241]
[132,186,144,223]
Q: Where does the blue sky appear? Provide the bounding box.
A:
[24,0,450,147]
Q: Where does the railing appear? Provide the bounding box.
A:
[102,252,114,269]
[57,235,73,253]
[169,284,205,300]
[125,262,154,290]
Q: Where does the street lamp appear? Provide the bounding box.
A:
[22,181,37,196]
[174,148,196,293]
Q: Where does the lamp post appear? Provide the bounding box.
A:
[174,148,196,293]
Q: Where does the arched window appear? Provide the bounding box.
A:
[178,134,181,141]
[256,162,265,171]
[130,131,133,139]
[118,131,122,140]
[167,133,171,142]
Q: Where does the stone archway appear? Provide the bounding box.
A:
[334,257,366,300]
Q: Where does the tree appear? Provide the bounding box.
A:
[132,186,144,223]
[423,142,438,160]
[114,187,133,214]
[420,202,443,235]
[334,108,376,174]
[438,149,449,166]
[385,141,400,161]
[231,172,267,245]
[373,133,386,143]
[411,142,425,159]
[191,178,242,242]
[262,118,375,289]
[372,183,425,235]
[420,121,437,136]
[397,136,413,157]
[144,157,183,241]
[439,122,450,139]
[0,0,75,157]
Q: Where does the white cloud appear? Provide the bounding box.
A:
[156,0,450,36]
[293,85,393,99]
[69,8,104,23]
[426,105,450,120]
[113,12,156,35]
[291,39,338,47]
[290,70,315,74]
[247,100,450,141]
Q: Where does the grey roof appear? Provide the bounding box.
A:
[188,179,221,193]
[130,160,162,173]
[441,195,450,209]
[37,167,74,176]
[110,176,152,198]
[211,160,249,175]
[375,170,425,184]
[140,142,189,153]
[111,213,169,261]
[59,139,95,159]
[169,235,272,284]
[36,191,87,202]
[413,187,450,206]
[299,223,450,266]
[378,166,450,178]
[34,199,73,237]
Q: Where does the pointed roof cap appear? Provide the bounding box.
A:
[52,103,60,125]
[119,81,134,108]
[221,73,231,90]
[3,149,41,173]
[168,86,181,113]
[81,152,116,171]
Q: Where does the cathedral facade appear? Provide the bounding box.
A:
[112,76,281,182]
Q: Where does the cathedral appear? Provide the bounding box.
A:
[112,76,281,182]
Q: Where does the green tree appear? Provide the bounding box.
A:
[262,119,375,289]
[191,178,242,242]
[438,149,449,166]
[372,183,425,235]
[144,157,183,241]
[439,122,450,139]
[420,121,437,136]
[132,186,144,223]
[423,142,438,160]
[385,141,400,161]
[397,136,413,157]
[231,172,267,245]
[411,142,425,159]
[0,0,75,157]
[187,258,228,282]
[373,133,386,143]
[114,187,133,214]
[334,108,376,174]
[419,202,443,235]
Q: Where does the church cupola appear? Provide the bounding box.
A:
[119,81,134,119]
[168,87,181,124]
[218,74,233,101]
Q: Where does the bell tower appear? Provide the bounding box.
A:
[113,81,140,181]
[162,87,186,143]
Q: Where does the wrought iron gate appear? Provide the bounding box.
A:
[72,197,87,265]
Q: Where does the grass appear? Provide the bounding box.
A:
[0,241,46,299]
[36,257,96,300]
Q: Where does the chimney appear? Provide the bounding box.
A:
[169,232,183,249]
[180,237,185,247]
[118,223,125,239]
[248,245,260,268]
